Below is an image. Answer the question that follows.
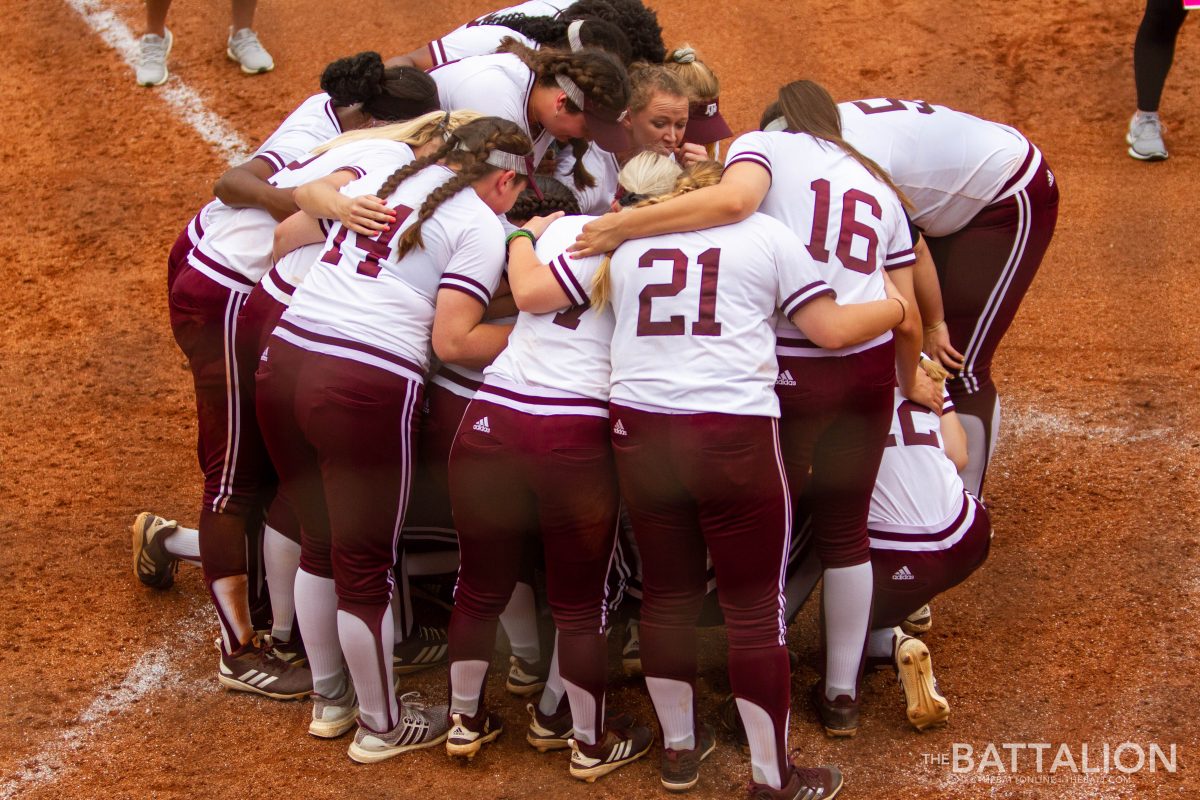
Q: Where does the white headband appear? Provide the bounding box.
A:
[763,116,789,132]
[484,149,535,175]
[555,73,585,108]
[567,20,585,52]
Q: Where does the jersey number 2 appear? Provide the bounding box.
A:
[636,248,722,337]
[884,400,941,448]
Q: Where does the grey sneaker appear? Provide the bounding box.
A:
[136,29,172,87]
[309,679,357,739]
[227,28,274,75]
[130,512,179,588]
[1127,113,1168,161]
[347,692,451,763]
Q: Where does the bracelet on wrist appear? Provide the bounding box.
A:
[894,297,906,325]
[506,228,536,247]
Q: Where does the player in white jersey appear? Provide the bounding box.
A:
[836,97,1059,498]
[254,118,536,762]
[571,80,936,744]
[593,156,907,799]
[392,16,631,71]
[465,0,666,63]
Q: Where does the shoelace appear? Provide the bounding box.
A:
[398,691,428,713]
[416,625,446,641]
[141,36,168,63]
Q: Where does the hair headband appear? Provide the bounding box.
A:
[483,148,537,177]
[555,73,628,122]
[567,20,585,52]
[763,116,789,132]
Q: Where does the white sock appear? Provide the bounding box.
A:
[563,677,600,745]
[957,394,998,499]
[407,550,459,576]
[263,526,300,641]
[736,698,783,789]
[645,677,694,750]
[450,660,489,717]
[293,569,344,697]
[537,633,565,716]
[391,550,412,641]
[499,582,540,662]
[1135,109,1160,121]
[162,525,202,564]
[867,627,900,659]
[338,605,397,733]
[823,563,873,701]
[210,574,253,654]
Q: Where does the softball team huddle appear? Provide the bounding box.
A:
[130,2,1059,797]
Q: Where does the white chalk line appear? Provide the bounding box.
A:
[1002,406,1194,450]
[0,601,211,799]
[64,0,251,166]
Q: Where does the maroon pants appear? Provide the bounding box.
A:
[255,337,421,615]
[927,158,1060,479]
[166,222,193,296]
[869,495,992,628]
[776,341,895,569]
[611,406,792,776]
[447,399,617,735]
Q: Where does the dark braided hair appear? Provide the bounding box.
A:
[320,52,439,122]
[485,14,633,65]
[565,136,595,190]
[373,117,534,259]
[506,175,582,225]
[566,0,665,63]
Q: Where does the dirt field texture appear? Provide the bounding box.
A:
[1,0,1198,798]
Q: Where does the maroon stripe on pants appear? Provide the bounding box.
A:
[869,495,992,628]
[447,399,618,736]
[255,337,421,611]
[403,382,469,538]
[776,341,895,569]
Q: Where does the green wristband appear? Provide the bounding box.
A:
[506,228,536,247]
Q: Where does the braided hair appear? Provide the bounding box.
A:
[484,13,633,64]
[506,175,582,226]
[320,52,439,122]
[371,117,534,259]
[565,0,665,63]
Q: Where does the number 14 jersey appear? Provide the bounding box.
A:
[607,214,833,418]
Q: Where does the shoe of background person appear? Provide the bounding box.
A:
[1127,113,1168,161]
[347,692,450,763]
[622,618,642,676]
[900,604,933,636]
[446,708,504,759]
[217,635,312,699]
[136,29,172,87]
[130,512,179,589]
[226,28,275,75]
[895,635,950,731]
[568,720,654,783]
[309,680,357,739]
[749,765,844,800]
[660,722,717,792]
[393,625,448,674]
[268,634,307,668]
[718,694,750,754]
[809,682,859,738]
[526,701,573,752]
[505,654,548,696]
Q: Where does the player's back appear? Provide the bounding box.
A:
[838,98,1035,237]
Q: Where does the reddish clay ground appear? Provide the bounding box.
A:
[2,0,1198,798]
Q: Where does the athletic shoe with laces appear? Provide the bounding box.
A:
[226,28,274,75]
[660,722,717,792]
[895,635,949,731]
[621,618,642,676]
[568,720,654,783]
[130,512,179,589]
[505,654,548,696]
[719,694,750,754]
[347,692,450,763]
[218,635,312,699]
[446,708,504,759]
[136,29,172,87]
[748,764,843,800]
[526,700,573,752]
[900,603,933,635]
[309,679,357,739]
[393,625,448,674]
[268,634,307,668]
[1127,113,1168,161]
[809,682,859,738]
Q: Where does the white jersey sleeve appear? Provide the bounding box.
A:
[251,93,344,173]
[553,144,621,216]
[425,26,535,67]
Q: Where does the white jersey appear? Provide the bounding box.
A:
[608,214,833,417]
[261,243,324,307]
[184,93,345,250]
[484,215,612,415]
[277,165,505,382]
[430,53,556,165]
[868,387,971,551]
[726,130,916,358]
[838,98,1039,237]
[190,140,416,291]
[554,144,620,216]
[425,26,536,68]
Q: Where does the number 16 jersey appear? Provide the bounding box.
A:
[607,214,833,418]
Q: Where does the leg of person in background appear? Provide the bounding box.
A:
[1129,0,1188,160]
[137,0,173,87]
[227,0,275,75]
[501,575,546,696]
